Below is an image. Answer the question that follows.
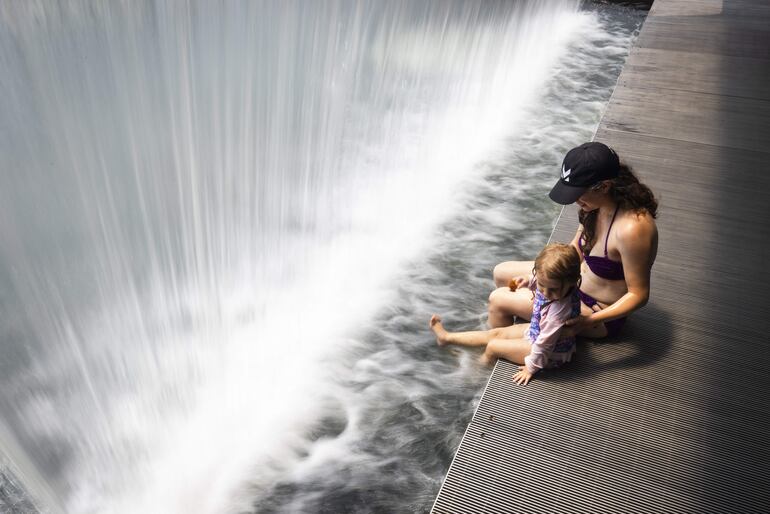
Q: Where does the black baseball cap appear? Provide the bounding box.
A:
[548,142,620,205]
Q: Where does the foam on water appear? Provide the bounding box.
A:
[0,1,644,513]
[248,5,644,513]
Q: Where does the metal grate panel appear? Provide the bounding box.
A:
[432,0,770,511]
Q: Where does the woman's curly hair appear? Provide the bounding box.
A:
[579,163,658,253]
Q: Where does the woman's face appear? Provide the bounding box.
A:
[575,181,609,212]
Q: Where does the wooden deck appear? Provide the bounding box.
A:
[432,0,770,511]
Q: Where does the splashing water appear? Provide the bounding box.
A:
[0,1,644,513]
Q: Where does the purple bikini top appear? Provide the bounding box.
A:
[579,207,625,281]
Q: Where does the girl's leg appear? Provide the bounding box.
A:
[487,287,534,328]
[430,315,527,347]
[492,260,534,288]
[480,337,532,366]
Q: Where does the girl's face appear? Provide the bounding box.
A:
[535,271,573,301]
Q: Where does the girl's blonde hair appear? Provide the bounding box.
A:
[533,243,581,287]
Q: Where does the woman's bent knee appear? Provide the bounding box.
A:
[492,260,534,287]
[493,262,515,287]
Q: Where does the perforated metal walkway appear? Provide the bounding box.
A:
[432,0,770,511]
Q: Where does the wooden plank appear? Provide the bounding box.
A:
[594,126,770,166]
[651,0,770,18]
[637,15,770,58]
[596,125,770,161]
[600,84,770,153]
[618,47,770,100]
[434,0,770,511]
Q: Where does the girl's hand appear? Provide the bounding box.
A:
[508,276,528,292]
[512,366,534,386]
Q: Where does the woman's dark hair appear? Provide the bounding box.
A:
[578,163,658,253]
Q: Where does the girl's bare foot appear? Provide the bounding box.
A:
[429,314,450,346]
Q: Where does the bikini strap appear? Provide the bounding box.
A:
[604,206,620,257]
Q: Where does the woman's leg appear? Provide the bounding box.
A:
[492,260,534,288]
[487,287,534,328]
[480,337,532,366]
[430,315,527,347]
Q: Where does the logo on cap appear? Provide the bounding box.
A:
[561,165,571,182]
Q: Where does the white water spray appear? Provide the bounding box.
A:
[0,1,592,512]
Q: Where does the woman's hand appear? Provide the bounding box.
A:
[564,304,603,334]
[512,366,534,386]
[564,314,593,332]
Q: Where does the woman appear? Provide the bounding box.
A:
[489,142,658,337]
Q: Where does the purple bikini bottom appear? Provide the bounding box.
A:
[577,289,627,338]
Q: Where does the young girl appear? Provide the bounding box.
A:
[430,243,581,385]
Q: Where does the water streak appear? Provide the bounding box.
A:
[0,1,636,512]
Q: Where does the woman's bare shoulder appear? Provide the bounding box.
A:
[617,209,657,240]
[616,209,658,263]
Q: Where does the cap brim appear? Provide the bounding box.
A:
[548,180,587,205]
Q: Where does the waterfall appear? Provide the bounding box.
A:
[0,1,634,512]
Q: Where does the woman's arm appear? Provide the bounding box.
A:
[569,224,585,261]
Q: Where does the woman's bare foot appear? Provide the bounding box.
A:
[429,314,450,346]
